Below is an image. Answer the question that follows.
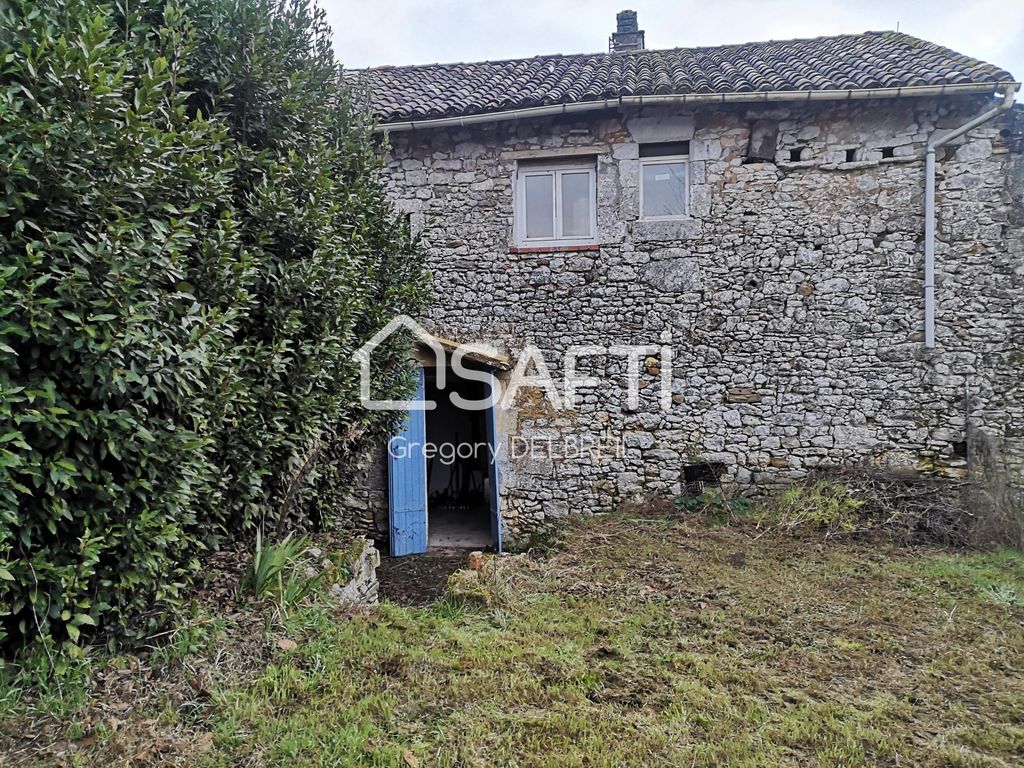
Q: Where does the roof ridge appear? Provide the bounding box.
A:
[359,31,896,73]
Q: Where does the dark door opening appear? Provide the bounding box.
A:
[423,367,496,548]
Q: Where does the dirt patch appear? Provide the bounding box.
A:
[376,551,468,605]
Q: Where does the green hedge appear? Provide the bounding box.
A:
[0,0,427,651]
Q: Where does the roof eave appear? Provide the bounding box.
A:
[374,81,1020,134]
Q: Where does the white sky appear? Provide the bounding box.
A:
[321,0,1023,84]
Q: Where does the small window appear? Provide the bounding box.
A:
[845,148,858,163]
[683,461,726,494]
[639,142,689,220]
[789,148,804,162]
[516,160,596,246]
[881,146,895,159]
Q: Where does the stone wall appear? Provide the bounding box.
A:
[365,95,1023,543]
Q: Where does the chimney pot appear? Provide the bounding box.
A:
[610,9,645,53]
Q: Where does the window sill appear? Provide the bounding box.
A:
[508,244,601,254]
[639,216,691,224]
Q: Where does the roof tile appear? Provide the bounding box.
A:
[355,31,1015,124]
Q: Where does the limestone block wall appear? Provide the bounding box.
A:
[366,96,1022,543]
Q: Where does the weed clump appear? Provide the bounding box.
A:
[763,480,865,535]
[446,570,495,606]
[240,530,373,619]
[446,554,528,609]
[507,519,570,557]
[757,468,1020,549]
[674,488,753,525]
[241,531,323,616]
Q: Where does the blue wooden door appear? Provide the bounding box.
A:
[388,369,428,556]
[485,373,503,553]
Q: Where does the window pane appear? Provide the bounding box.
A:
[560,172,592,237]
[524,174,554,239]
[642,161,687,218]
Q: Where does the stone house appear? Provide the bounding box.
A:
[352,12,1023,553]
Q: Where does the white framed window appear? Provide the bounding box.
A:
[639,142,689,220]
[515,160,597,246]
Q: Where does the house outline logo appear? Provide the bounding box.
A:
[353,314,445,411]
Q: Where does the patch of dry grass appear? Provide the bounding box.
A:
[3,512,1023,767]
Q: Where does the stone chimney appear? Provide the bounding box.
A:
[609,10,645,53]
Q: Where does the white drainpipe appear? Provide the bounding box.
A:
[923,85,1017,348]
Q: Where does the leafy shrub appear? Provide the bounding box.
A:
[0,0,250,650]
[181,0,427,532]
[0,0,426,651]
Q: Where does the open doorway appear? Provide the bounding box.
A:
[387,353,504,556]
[423,366,495,548]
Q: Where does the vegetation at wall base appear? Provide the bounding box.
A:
[673,467,1022,548]
[0,0,426,652]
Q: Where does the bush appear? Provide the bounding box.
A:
[181,0,427,532]
[0,0,426,651]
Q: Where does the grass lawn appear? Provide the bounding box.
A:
[2,512,1023,767]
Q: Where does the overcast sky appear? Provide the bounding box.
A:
[322,0,1024,85]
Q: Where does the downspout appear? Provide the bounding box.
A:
[923,85,1017,348]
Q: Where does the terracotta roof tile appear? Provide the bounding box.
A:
[355,31,1015,124]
